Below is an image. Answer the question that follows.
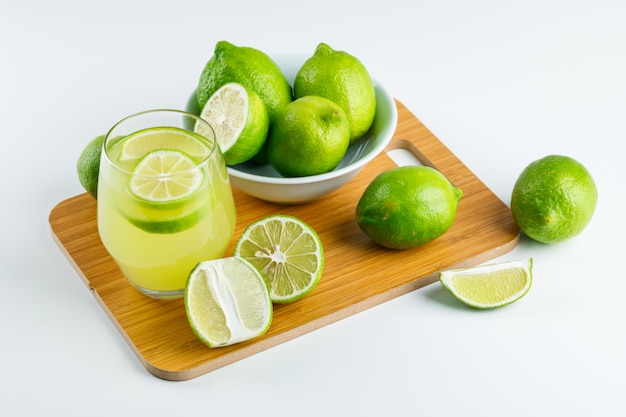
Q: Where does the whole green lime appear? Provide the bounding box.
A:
[267,96,350,177]
[511,155,597,243]
[196,41,292,123]
[356,166,463,249]
[294,43,376,145]
[76,135,104,199]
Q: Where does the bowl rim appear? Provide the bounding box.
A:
[226,78,397,185]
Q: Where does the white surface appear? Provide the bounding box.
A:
[2,0,624,415]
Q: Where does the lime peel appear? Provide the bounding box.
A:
[196,40,292,122]
[511,155,597,243]
[439,258,533,309]
[294,42,376,144]
[356,166,462,249]
[267,96,350,177]
[77,135,105,199]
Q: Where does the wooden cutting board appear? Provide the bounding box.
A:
[49,100,519,381]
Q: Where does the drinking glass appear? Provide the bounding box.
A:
[97,109,237,299]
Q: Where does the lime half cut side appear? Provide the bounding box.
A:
[197,82,269,165]
[119,126,210,162]
[185,257,273,348]
[439,258,533,309]
[234,215,324,304]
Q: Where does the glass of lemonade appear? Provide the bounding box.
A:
[97,109,237,299]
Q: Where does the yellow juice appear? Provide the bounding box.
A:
[97,126,236,298]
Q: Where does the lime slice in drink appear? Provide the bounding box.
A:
[234,215,324,304]
[123,200,211,234]
[121,149,208,234]
[128,149,204,203]
[185,257,273,347]
[116,128,211,234]
[197,82,269,165]
[439,258,533,309]
[119,126,210,162]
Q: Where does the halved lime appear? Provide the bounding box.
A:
[185,257,273,347]
[119,126,210,162]
[128,149,204,203]
[197,82,268,165]
[234,215,324,304]
[439,258,533,309]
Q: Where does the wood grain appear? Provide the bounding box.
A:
[49,100,519,381]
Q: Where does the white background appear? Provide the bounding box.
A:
[2,0,625,415]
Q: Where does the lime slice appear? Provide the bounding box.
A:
[234,215,324,304]
[119,126,210,162]
[185,257,273,347]
[439,258,533,309]
[128,149,204,203]
[123,200,211,234]
[123,149,208,234]
[197,82,269,165]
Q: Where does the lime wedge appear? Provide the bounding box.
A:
[119,126,210,162]
[234,215,324,304]
[185,257,273,347]
[439,258,533,309]
[128,149,204,203]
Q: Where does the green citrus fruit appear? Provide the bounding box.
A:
[355,166,463,249]
[196,41,292,123]
[198,82,269,165]
[185,257,272,347]
[234,215,324,304]
[510,155,597,243]
[440,258,533,309]
[123,200,212,235]
[250,141,270,165]
[77,134,105,199]
[294,42,376,145]
[267,96,350,177]
[128,149,205,203]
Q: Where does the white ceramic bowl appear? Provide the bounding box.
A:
[196,54,398,205]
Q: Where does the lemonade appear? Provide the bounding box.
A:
[97,110,237,299]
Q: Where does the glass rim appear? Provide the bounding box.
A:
[103,108,217,176]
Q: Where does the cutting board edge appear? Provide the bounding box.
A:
[126,232,519,381]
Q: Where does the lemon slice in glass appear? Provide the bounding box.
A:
[439,258,533,309]
[234,215,324,304]
[185,257,273,347]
